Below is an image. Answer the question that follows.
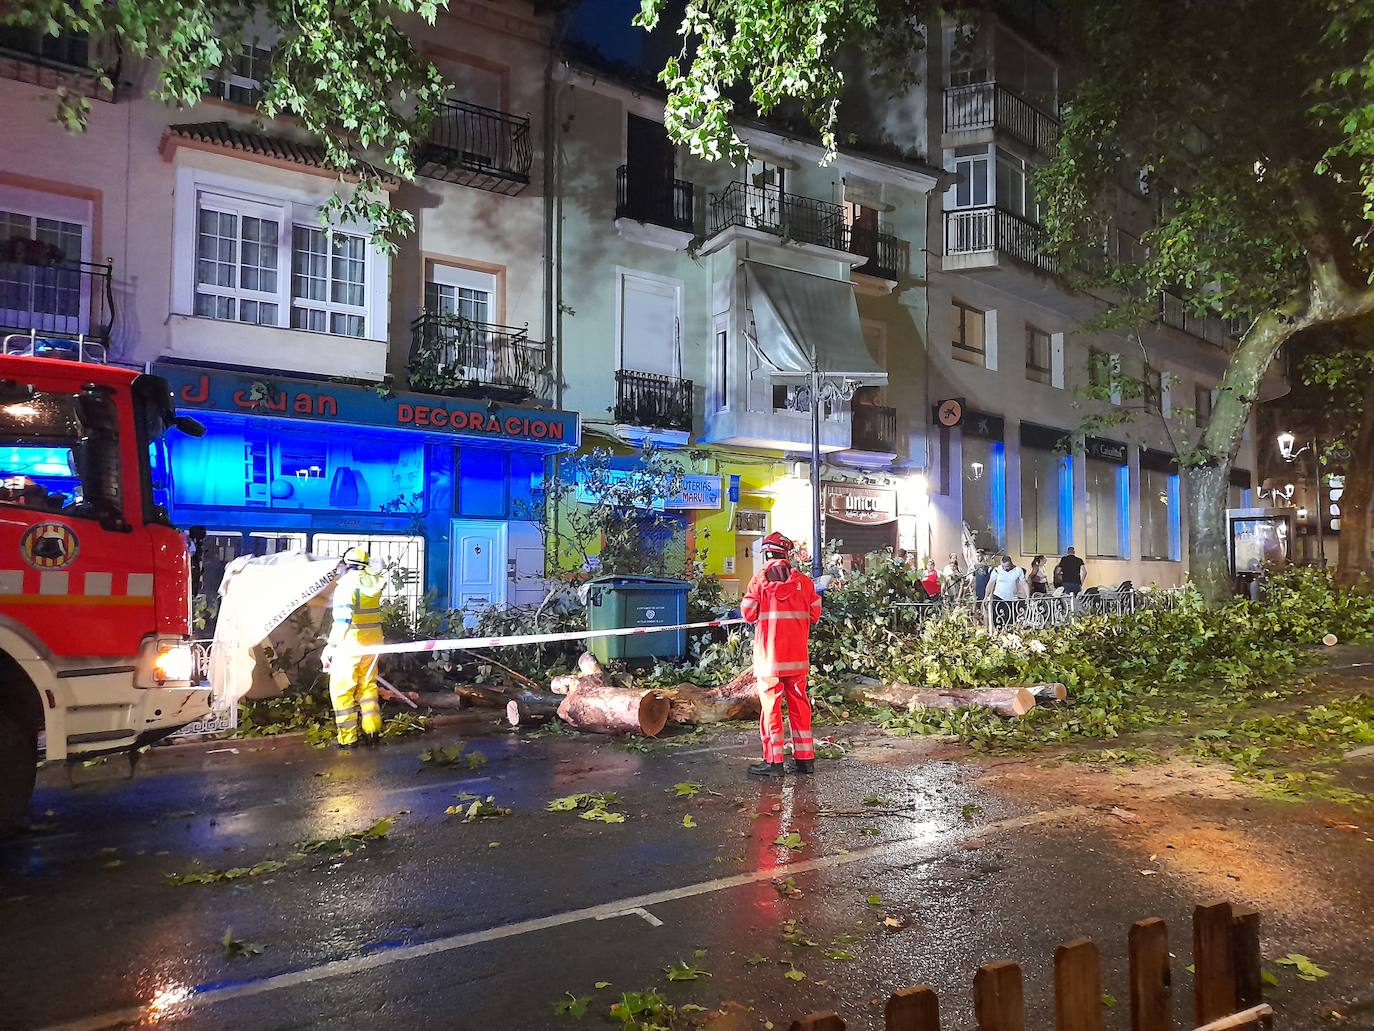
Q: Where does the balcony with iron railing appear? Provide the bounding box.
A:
[614,370,693,434]
[0,254,115,353]
[1157,292,1243,347]
[851,404,898,454]
[416,99,533,196]
[615,165,695,234]
[408,312,549,402]
[707,182,849,252]
[943,82,1061,158]
[848,226,900,280]
[945,206,1057,275]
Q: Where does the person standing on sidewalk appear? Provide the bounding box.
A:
[1055,547,1086,596]
[321,547,386,749]
[741,532,822,778]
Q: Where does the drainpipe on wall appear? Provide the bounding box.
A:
[543,9,570,566]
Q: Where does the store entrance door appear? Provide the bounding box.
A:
[450,520,508,615]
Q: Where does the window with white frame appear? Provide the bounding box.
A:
[188,183,376,338]
[291,226,367,337]
[206,43,273,107]
[951,299,986,365]
[1,203,89,328]
[995,148,1039,222]
[950,149,990,209]
[194,196,281,325]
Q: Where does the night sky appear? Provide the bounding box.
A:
[566,0,660,67]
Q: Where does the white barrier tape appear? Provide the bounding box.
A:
[349,618,747,658]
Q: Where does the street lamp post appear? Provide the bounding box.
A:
[1278,431,1325,567]
[792,367,857,579]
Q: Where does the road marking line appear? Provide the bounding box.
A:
[40,803,1087,1031]
[596,906,663,928]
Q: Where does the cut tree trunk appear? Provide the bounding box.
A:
[843,680,1035,717]
[1019,682,1068,703]
[667,668,759,724]
[558,683,672,736]
[505,690,566,726]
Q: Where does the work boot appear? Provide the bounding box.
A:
[337,740,356,751]
[361,732,380,749]
[786,758,815,775]
[748,761,785,778]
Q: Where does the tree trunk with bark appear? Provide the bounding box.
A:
[557,682,672,736]
[1335,376,1374,588]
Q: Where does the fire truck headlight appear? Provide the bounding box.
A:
[136,636,196,687]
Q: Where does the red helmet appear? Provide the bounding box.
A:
[761,531,794,557]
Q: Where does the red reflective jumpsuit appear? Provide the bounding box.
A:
[741,559,821,763]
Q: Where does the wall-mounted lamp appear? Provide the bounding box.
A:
[968,461,984,482]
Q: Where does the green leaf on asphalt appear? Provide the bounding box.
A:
[580,808,626,824]
[824,948,855,961]
[783,965,805,982]
[551,993,591,1019]
[746,954,768,965]
[773,832,804,850]
[1261,970,1281,988]
[1102,993,1117,1008]
[682,814,697,829]
[1276,954,1329,980]
[862,795,888,806]
[866,894,882,905]
[663,959,711,981]
[594,981,612,990]
[961,804,985,819]
[221,927,264,958]
[547,794,582,812]
[669,781,703,797]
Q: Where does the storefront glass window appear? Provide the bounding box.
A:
[509,452,545,520]
[457,447,508,518]
[963,435,1005,552]
[1020,444,1063,555]
[1085,457,1128,558]
[168,414,425,512]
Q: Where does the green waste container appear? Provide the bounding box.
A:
[584,575,691,664]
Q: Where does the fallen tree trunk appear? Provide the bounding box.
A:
[844,680,1035,717]
[505,690,565,726]
[1019,682,1067,703]
[558,682,671,736]
[667,667,759,724]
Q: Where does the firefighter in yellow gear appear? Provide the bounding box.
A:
[322,547,385,748]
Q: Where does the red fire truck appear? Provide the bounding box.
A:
[0,345,211,836]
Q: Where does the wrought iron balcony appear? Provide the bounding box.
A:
[1157,292,1241,347]
[0,256,115,349]
[848,226,900,280]
[943,82,1060,157]
[615,165,695,234]
[852,404,897,454]
[945,206,1057,275]
[708,182,847,251]
[614,370,693,433]
[417,99,532,196]
[0,26,117,102]
[408,312,549,401]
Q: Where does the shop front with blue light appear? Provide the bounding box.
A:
[154,363,580,618]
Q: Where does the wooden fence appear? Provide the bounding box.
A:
[789,901,1275,1031]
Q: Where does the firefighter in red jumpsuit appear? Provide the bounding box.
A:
[741,532,822,778]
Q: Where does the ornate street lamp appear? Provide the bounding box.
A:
[1277,430,1325,567]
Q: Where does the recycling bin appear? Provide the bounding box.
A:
[584,575,691,663]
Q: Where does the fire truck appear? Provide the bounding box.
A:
[0,339,211,836]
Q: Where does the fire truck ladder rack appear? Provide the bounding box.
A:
[2,330,109,364]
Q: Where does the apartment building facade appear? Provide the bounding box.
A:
[549,56,942,594]
[0,0,577,615]
[916,4,1283,587]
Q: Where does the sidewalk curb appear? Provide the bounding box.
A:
[156,710,492,756]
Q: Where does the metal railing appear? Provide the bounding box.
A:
[943,82,1060,157]
[0,258,115,346]
[418,99,532,195]
[976,587,1185,631]
[945,206,1056,274]
[614,369,694,432]
[409,311,549,401]
[709,182,847,250]
[615,165,695,234]
[1157,291,1238,346]
[852,404,897,453]
[849,227,900,279]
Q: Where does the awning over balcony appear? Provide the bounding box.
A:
[741,261,885,385]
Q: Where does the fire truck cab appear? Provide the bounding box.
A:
[0,343,211,836]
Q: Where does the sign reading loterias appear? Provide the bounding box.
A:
[156,365,580,449]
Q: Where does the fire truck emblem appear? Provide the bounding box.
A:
[21,522,79,570]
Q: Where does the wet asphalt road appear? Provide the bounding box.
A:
[2,719,1372,1031]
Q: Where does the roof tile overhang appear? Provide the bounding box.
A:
[159,121,399,188]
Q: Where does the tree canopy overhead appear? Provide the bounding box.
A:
[5,0,453,246]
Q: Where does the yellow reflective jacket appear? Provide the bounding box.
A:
[331,568,385,643]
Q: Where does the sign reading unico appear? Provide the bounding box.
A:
[824,484,897,525]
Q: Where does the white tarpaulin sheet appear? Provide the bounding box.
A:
[209,553,342,705]
[742,261,886,384]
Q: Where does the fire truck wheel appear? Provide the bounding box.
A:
[0,709,37,839]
